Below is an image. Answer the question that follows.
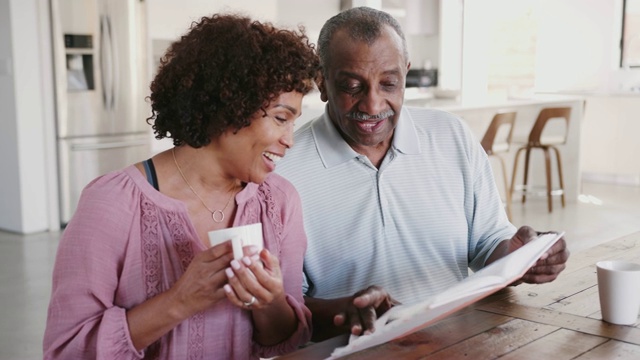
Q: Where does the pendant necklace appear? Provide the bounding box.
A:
[172,147,236,223]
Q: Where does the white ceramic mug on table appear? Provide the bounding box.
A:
[596,260,640,325]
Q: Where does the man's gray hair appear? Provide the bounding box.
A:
[317,6,409,72]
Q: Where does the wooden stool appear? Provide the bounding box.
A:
[510,107,572,212]
[481,111,517,220]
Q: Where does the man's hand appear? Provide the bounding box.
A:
[493,226,570,284]
[333,285,400,336]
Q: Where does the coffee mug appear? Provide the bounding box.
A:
[596,260,640,325]
[208,223,263,260]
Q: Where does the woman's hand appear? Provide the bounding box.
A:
[224,247,298,345]
[128,240,234,351]
[223,246,285,310]
[168,240,235,318]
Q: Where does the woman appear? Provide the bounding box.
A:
[43,14,319,359]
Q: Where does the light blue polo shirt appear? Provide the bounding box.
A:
[276,106,516,304]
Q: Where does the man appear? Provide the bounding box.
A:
[276,7,569,341]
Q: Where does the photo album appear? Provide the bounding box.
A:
[329,231,565,359]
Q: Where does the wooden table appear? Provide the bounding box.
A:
[280,231,640,359]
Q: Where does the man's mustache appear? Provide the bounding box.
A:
[346,109,395,121]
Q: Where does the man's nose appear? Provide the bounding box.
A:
[358,87,387,116]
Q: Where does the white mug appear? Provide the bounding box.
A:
[596,260,640,325]
[208,223,263,260]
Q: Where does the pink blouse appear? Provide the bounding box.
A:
[43,165,311,359]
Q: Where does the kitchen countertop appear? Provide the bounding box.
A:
[404,91,586,112]
[405,92,586,203]
[538,90,640,97]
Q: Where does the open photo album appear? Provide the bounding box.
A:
[328,231,565,359]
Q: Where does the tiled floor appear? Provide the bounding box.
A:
[2,181,640,359]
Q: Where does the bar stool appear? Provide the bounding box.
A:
[481,111,517,220]
[510,107,572,212]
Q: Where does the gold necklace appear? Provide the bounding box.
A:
[172,147,237,223]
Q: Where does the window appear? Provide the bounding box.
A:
[622,0,640,68]
[486,1,538,98]
[461,0,538,99]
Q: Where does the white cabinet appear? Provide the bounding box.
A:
[580,95,640,185]
[346,0,440,35]
[403,0,439,35]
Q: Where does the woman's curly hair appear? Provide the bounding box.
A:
[148,14,320,147]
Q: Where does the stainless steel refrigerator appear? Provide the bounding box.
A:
[51,0,150,225]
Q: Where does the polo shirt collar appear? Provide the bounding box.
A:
[311,106,421,168]
[394,106,422,155]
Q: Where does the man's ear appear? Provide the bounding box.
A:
[317,73,328,102]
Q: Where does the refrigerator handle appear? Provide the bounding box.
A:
[106,14,118,111]
[100,15,114,111]
[49,0,69,135]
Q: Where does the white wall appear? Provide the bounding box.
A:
[580,95,640,185]
[461,0,637,97]
[531,0,640,186]
[276,0,339,44]
[438,0,463,90]
[535,0,625,92]
[147,0,278,41]
[0,0,53,234]
[0,0,22,231]
[460,0,490,101]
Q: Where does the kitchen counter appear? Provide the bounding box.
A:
[426,94,586,204]
[404,91,585,112]
[522,91,640,186]
[539,90,640,97]
[408,93,586,205]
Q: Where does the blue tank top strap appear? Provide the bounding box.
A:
[142,159,159,191]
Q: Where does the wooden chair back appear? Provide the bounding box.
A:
[481,111,517,155]
[528,107,572,146]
